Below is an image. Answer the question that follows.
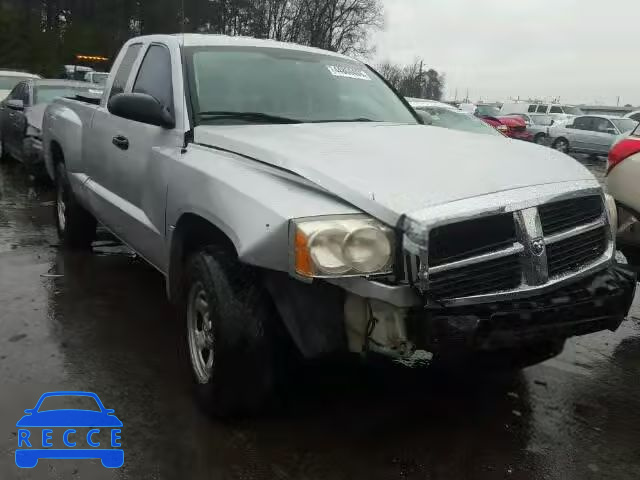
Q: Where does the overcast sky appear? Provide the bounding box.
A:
[373,0,639,106]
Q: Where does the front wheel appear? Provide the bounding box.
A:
[552,138,570,153]
[534,134,546,145]
[55,162,96,249]
[182,246,282,417]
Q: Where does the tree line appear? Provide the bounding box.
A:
[0,0,444,100]
[377,59,445,101]
[0,0,382,75]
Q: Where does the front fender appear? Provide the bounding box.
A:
[166,143,359,273]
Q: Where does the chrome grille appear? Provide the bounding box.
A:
[406,193,612,302]
[539,196,603,235]
[429,255,521,299]
[547,227,607,277]
[428,214,516,267]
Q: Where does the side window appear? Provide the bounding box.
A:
[133,45,174,114]
[549,105,563,114]
[109,44,143,100]
[527,105,537,113]
[536,105,548,113]
[572,117,591,130]
[591,117,614,133]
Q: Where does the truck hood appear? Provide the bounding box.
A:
[194,123,595,224]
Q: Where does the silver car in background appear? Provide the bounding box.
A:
[547,114,638,157]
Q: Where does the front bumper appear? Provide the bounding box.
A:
[405,264,636,353]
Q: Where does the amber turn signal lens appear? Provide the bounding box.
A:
[295,229,313,277]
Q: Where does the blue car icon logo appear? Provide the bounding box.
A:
[15,391,123,468]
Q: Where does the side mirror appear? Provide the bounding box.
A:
[23,409,33,414]
[108,93,175,129]
[549,119,555,126]
[105,409,115,414]
[606,128,617,135]
[7,99,24,111]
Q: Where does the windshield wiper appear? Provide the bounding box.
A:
[311,118,375,123]
[198,111,302,124]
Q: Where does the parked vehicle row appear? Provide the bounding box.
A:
[0,79,103,178]
[33,34,635,417]
[501,113,555,144]
[406,98,502,137]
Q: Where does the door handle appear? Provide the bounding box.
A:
[112,135,129,150]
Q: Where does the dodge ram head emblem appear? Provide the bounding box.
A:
[531,238,546,256]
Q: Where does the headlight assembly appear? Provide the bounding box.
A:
[291,215,394,278]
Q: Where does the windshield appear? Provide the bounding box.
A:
[416,106,502,136]
[562,106,583,115]
[185,47,417,125]
[34,86,95,104]
[0,76,28,90]
[611,118,639,133]
[475,105,501,117]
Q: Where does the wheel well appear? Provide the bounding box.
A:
[167,213,237,302]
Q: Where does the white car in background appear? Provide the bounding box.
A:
[624,110,640,122]
[500,102,582,123]
[407,98,503,137]
[0,70,40,101]
[606,123,640,265]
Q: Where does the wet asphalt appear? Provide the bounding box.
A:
[1,156,640,480]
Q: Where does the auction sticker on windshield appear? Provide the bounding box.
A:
[327,65,371,80]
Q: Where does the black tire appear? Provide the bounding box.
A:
[55,162,96,249]
[0,138,8,163]
[182,246,282,417]
[552,138,570,154]
[534,133,546,145]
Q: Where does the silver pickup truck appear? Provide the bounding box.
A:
[43,34,636,416]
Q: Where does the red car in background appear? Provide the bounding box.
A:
[475,105,533,141]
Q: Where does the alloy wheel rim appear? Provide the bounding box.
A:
[187,282,215,384]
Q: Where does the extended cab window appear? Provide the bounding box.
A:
[536,105,548,113]
[549,105,563,113]
[527,105,537,113]
[109,44,142,99]
[133,45,173,113]
[185,47,417,125]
